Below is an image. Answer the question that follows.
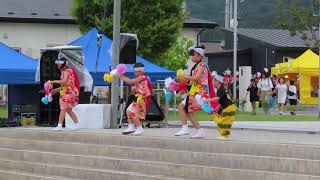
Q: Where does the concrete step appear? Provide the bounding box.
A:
[0,138,319,176]
[0,158,186,180]
[0,156,318,180]
[0,128,319,160]
[0,169,79,180]
[0,128,319,179]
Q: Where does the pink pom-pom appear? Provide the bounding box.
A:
[44,83,49,93]
[116,64,127,74]
[44,81,52,95]
[169,81,179,91]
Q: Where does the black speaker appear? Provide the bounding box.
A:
[122,95,165,122]
[79,87,91,104]
[146,96,165,121]
[39,51,61,126]
[119,34,137,64]
[40,51,61,85]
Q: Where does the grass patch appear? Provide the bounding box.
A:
[283,105,309,111]
[0,106,8,119]
[167,111,318,121]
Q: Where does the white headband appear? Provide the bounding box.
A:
[189,45,205,57]
[212,71,224,83]
[188,45,196,51]
[193,47,205,57]
[133,67,145,72]
[55,60,67,65]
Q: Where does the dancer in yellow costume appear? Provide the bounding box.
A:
[204,72,236,139]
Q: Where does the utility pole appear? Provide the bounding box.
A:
[183,0,187,13]
[225,0,230,28]
[233,0,238,101]
[318,3,320,119]
[111,0,121,128]
[312,0,320,119]
[230,0,233,24]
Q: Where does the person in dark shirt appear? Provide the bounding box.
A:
[205,72,236,139]
[245,79,259,115]
[216,85,234,110]
[269,74,278,110]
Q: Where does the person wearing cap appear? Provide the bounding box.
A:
[50,57,81,131]
[116,62,152,136]
[204,72,236,139]
[175,45,215,139]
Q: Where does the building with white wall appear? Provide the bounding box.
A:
[0,0,220,101]
[0,0,81,102]
[0,22,81,59]
[0,1,220,77]
[0,0,81,59]
[0,0,219,59]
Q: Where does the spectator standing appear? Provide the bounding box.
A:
[269,74,278,111]
[257,72,273,114]
[273,77,287,115]
[288,80,297,115]
[245,79,259,115]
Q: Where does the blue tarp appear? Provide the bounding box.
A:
[0,42,38,84]
[69,28,175,85]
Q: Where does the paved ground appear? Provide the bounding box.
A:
[270,110,317,115]
[169,121,320,132]
[21,127,320,146]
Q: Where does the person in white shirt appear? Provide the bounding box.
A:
[273,77,287,115]
[288,80,297,115]
[257,72,273,114]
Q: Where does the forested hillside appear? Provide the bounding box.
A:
[186,0,312,40]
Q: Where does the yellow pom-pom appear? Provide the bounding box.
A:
[189,84,200,96]
[135,94,144,104]
[103,73,113,82]
[60,86,67,96]
[176,69,184,81]
[177,69,184,76]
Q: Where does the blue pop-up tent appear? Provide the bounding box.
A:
[0,42,38,84]
[69,28,175,85]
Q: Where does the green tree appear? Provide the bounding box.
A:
[275,0,319,47]
[71,0,185,62]
[156,37,194,71]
